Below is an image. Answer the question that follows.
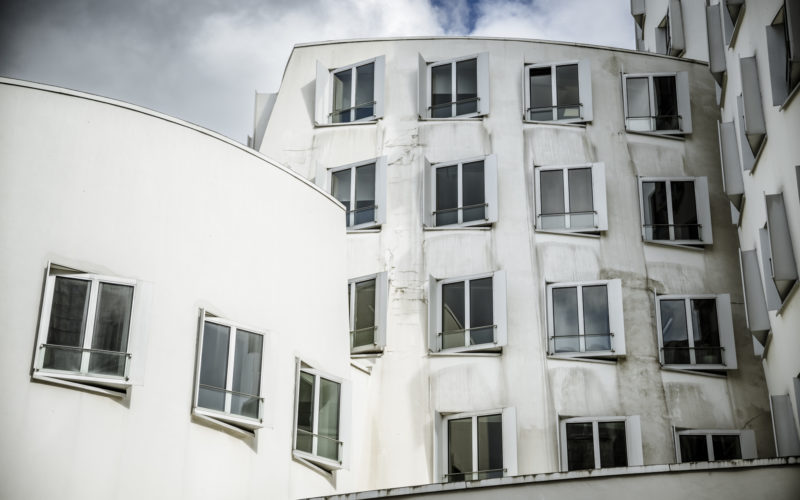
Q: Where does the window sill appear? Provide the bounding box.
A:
[523,120,588,128]
[347,228,381,234]
[625,129,686,141]
[192,407,263,433]
[535,229,602,239]
[547,354,619,365]
[661,365,730,378]
[315,119,379,128]
[31,371,130,397]
[424,225,493,232]
[292,450,343,473]
[643,239,707,251]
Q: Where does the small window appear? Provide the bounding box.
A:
[348,272,388,354]
[546,280,626,358]
[739,57,767,155]
[193,310,265,433]
[438,408,517,482]
[315,56,385,126]
[761,193,799,307]
[638,177,713,246]
[32,263,136,394]
[423,155,498,228]
[656,0,685,57]
[655,294,738,370]
[623,72,692,134]
[766,1,800,107]
[428,271,507,353]
[559,416,643,471]
[534,163,607,233]
[721,0,746,46]
[523,60,593,123]
[418,52,489,119]
[328,157,387,230]
[675,429,756,462]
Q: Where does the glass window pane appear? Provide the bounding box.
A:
[354,163,376,226]
[448,417,472,482]
[332,69,352,123]
[626,77,651,117]
[553,287,579,352]
[469,278,494,346]
[679,434,709,462]
[583,285,610,351]
[568,168,594,228]
[598,421,628,468]
[477,414,503,479]
[442,281,465,350]
[462,160,485,223]
[529,66,553,120]
[332,169,352,227]
[566,422,595,470]
[44,277,90,371]
[89,282,133,376]
[642,181,670,240]
[198,322,230,412]
[556,64,580,119]
[354,62,374,120]
[712,434,742,460]
[456,58,477,116]
[691,299,722,365]
[353,279,376,348]
[671,181,699,240]
[653,76,678,130]
[231,329,262,418]
[317,378,341,461]
[660,299,690,364]
[540,169,565,229]
[436,165,459,226]
[296,371,315,453]
[431,63,452,118]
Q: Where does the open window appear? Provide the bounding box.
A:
[717,121,744,209]
[315,56,385,126]
[348,272,388,355]
[418,52,489,119]
[766,1,800,106]
[655,294,737,370]
[770,394,800,456]
[623,72,692,135]
[559,416,643,471]
[655,0,685,57]
[523,60,592,123]
[193,310,266,434]
[428,271,507,354]
[424,155,498,228]
[738,249,771,344]
[759,193,798,309]
[721,0,745,45]
[674,429,756,462]
[546,279,626,359]
[707,4,728,85]
[638,177,712,246]
[631,0,645,28]
[736,95,756,171]
[328,157,387,230]
[739,57,767,155]
[534,163,607,234]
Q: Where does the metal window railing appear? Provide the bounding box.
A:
[197,384,264,420]
[330,100,377,117]
[438,324,497,350]
[429,96,480,111]
[37,343,132,380]
[625,114,683,131]
[296,428,344,462]
[526,103,583,120]
[432,202,489,222]
[444,467,506,481]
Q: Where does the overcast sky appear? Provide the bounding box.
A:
[0,0,634,143]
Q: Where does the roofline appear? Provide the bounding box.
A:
[0,76,345,211]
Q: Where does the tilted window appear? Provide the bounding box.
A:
[738,249,771,344]
[315,56,385,126]
[328,157,387,230]
[717,121,744,209]
[638,177,712,246]
[655,294,738,370]
[656,0,685,57]
[193,310,265,433]
[418,52,489,119]
[348,272,388,354]
[707,4,728,85]
[631,0,645,28]
[771,393,800,456]
[424,155,498,228]
[534,163,607,234]
[623,72,692,134]
[739,57,767,155]
[428,271,507,353]
[438,408,517,482]
[721,0,745,45]
[675,429,756,462]
[766,1,800,106]
[760,193,798,309]
[546,280,626,358]
[559,416,643,471]
[523,60,593,123]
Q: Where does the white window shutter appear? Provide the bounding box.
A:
[739,249,771,344]
[625,415,644,466]
[694,177,713,245]
[706,4,727,85]
[476,52,490,116]
[759,227,783,311]
[591,162,608,231]
[373,55,386,119]
[501,407,518,476]
[493,270,508,348]
[339,379,352,469]
[375,156,388,226]
[578,59,593,122]
[736,95,756,171]
[607,279,626,356]
[766,23,789,106]
[739,429,759,459]
[668,0,686,55]
[375,271,389,349]
[739,57,767,153]
[484,154,499,224]
[423,158,435,227]
[418,53,428,119]
[428,275,439,352]
[718,121,744,209]
[676,71,692,134]
[715,294,738,370]
[315,60,329,126]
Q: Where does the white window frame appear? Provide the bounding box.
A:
[674,429,756,462]
[522,60,593,123]
[559,416,643,471]
[348,272,388,355]
[766,1,800,107]
[423,154,498,228]
[32,262,137,396]
[418,52,489,119]
[192,309,267,434]
[533,163,607,234]
[428,270,507,354]
[315,56,385,126]
[292,360,351,472]
[637,176,713,246]
[622,72,692,135]
[546,279,626,358]
[654,294,738,370]
[326,156,387,231]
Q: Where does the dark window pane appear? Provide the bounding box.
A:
[45,277,90,371]
[477,414,503,479]
[598,421,628,468]
[448,417,472,481]
[442,281,465,349]
[671,181,699,240]
[354,163,376,226]
[680,434,709,462]
[566,422,595,470]
[653,76,678,130]
[540,169,565,229]
[318,378,341,461]
[353,279,376,348]
[89,282,133,376]
[198,322,230,412]
[556,64,580,119]
[568,168,594,228]
[332,169,352,226]
[456,58,478,116]
[660,299,690,364]
[436,165,459,226]
[553,287,579,352]
[332,69,352,123]
[431,63,452,118]
[712,435,742,460]
[529,67,553,120]
[296,371,315,453]
[354,62,374,120]
[626,77,650,117]
[231,329,262,418]
[583,285,610,351]
[691,299,722,365]
[642,181,670,240]
[470,278,494,345]
[462,161,485,223]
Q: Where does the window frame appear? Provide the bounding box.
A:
[423,154,498,228]
[760,193,799,309]
[559,415,643,471]
[522,60,593,123]
[347,272,388,355]
[326,156,387,231]
[766,1,800,107]
[739,57,767,156]
[656,0,685,57]
[637,176,713,246]
[418,52,489,120]
[622,72,692,135]
[315,55,385,126]
[707,3,728,86]
[721,0,746,46]
[674,428,756,462]
[533,163,607,234]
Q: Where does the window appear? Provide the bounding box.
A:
[315,56,385,126]
[738,249,771,343]
[428,271,507,353]
[721,0,745,46]
[638,177,712,246]
[623,72,692,134]
[418,52,489,119]
[766,1,800,106]
[534,163,607,233]
[546,280,626,358]
[32,263,136,394]
[348,272,388,354]
[523,60,593,123]
[656,0,685,57]
[769,394,800,456]
[423,155,498,228]
[560,416,643,471]
[736,95,756,171]
[437,408,517,482]
[655,294,738,370]
[328,157,387,230]
[675,429,756,462]
[717,121,744,209]
[293,361,350,471]
[739,57,767,155]
[707,4,728,85]
[193,310,265,432]
[760,193,798,309]
[631,0,645,28]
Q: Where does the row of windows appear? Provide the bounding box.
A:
[315,54,694,135]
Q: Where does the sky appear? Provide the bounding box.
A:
[0,0,635,143]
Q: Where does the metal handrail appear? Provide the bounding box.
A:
[439,324,498,336]
[348,204,377,214]
[330,100,377,116]
[350,325,378,335]
[549,332,614,339]
[429,96,480,110]
[432,202,488,215]
[40,343,131,358]
[539,210,597,217]
[444,467,506,479]
[198,384,264,401]
[660,346,724,351]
